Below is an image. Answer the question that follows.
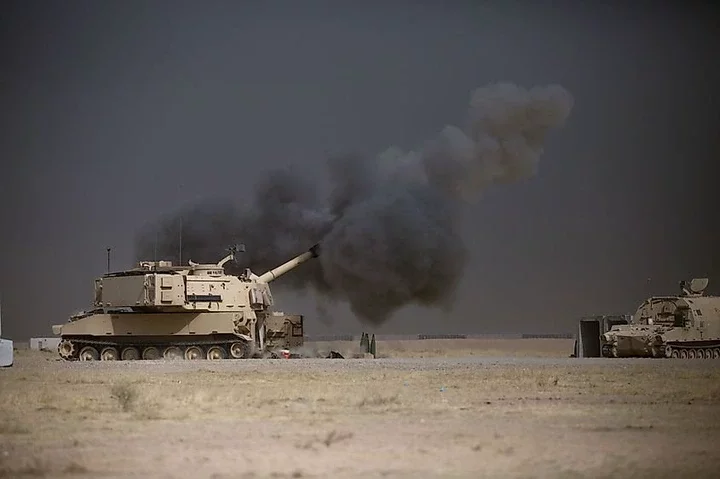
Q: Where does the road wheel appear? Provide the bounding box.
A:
[680,349,688,359]
[142,347,161,360]
[230,342,249,359]
[121,347,140,361]
[206,346,226,360]
[184,346,203,360]
[163,346,183,360]
[100,347,118,361]
[79,346,99,361]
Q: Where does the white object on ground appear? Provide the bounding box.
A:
[0,339,12,367]
[0,296,13,367]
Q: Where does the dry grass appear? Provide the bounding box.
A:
[109,382,138,412]
[1,343,720,478]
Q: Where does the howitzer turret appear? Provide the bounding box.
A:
[52,244,320,361]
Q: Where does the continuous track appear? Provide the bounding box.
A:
[601,341,720,359]
[57,336,259,361]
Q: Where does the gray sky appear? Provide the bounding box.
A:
[1,1,718,339]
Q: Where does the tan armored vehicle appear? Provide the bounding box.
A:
[600,278,720,359]
[52,244,319,361]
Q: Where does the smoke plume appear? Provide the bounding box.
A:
[134,82,574,326]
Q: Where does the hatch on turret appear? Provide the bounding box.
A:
[137,260,174,270]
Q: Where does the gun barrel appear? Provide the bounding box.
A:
[257,244,320,283]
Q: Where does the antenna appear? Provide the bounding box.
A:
[106,247,111,273]
[0,293,3,338]
[179,215,183,265]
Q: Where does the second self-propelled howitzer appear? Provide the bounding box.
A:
[600,278,720,359]
[53,243,320,361]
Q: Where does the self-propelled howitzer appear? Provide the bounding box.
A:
[53,244,320,361]
[600,278,720,359]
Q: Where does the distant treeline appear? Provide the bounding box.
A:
[520,333,574,339]
[417,334,468,340]
[304,333,574,342]
[306,334,356,342]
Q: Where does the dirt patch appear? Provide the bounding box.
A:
[1,348,720,478]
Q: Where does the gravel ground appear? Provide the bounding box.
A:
[21,354,720,372]
[2,351,720,478]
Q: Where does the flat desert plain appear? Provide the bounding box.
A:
[1,338,720,478]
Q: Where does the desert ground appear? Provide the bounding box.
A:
[1,338,720,478]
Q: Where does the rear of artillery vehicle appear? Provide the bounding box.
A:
[600,278,720,359]
[53,244,319,361]
[264,312,305,350]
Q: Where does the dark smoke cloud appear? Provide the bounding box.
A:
[134,82,574,326]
